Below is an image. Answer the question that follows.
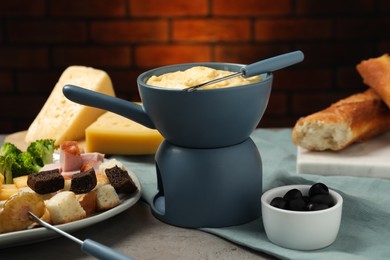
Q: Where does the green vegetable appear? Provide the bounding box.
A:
[0,139,56,184]
[27,139,56,167]
[0,155,14,184]
[0,142,21,157]
[13,152,42,178]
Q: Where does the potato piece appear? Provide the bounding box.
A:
[0,191,45,233]
[0,186,19,200]
[13,175,29,189]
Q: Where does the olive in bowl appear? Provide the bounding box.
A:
[261,184,343,250]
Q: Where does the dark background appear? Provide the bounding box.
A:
[0,0,389,134]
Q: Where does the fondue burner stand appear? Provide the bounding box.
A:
[151,138,262,228]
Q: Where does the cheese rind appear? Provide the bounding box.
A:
[85,112,163,155]
[25,66,115,146]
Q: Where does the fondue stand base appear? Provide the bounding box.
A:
[151,138,262,228]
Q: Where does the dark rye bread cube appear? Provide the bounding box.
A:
[70,168,97,194]
[105,166,138,194]
[27,169,64,194]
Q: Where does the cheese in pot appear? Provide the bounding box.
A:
[146,66,261,90]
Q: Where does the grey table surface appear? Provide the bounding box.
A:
[0,134,274,260]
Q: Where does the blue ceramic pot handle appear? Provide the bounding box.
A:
[62,84,155,129]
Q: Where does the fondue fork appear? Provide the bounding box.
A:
[184,50,304,92]
[28,211,134,260]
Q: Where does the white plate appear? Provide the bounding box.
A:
[0,168,141,249]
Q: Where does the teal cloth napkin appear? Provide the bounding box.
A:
[113,129,390,260]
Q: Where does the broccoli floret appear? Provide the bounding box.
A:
[27,139,56,167]
[12,152,42,178]
[0,155,14,184]
[0,142,22,157]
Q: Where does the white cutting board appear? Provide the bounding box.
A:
[296,131,390,179]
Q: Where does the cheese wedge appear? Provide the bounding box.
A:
[85,112,163,155]
[25,66,115,146]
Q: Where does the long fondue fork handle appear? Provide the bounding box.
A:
[28,212,134,260]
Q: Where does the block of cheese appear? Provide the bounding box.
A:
[25,66,115,146]
[85,112,163,155]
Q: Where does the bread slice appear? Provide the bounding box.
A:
[45,191,86,225]
[25,66,115,146]
[292,89,390,151]
[357,54,390,108]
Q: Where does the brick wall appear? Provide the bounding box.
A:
[0,0,389,134]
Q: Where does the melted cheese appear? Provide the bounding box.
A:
[85,112,163,155]
[146,66,261,90]
[25,66,115,146]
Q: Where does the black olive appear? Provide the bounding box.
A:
[309,183,329,197]
[306,203,329,211]
[283,188,303,201]
[288,198,307,211]
[302,195,310,204]
[270,197,287,209]
[310,194,335,207]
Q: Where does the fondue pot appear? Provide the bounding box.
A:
[63,59,301,228]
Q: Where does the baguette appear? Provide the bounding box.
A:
[292,89,390,151]
[357,54,390,108]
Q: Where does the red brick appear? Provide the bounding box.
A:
[335,17,388,39]
[50,0,126,17]
[213,0,291,16]
[107,69,143,99]
[173,19,251,42]
[296,0,375,14]
[0,120,14,134]
[295,42,373,66]
[378,41,390,54]
[16,71,61,93]
[255,18,332,41]
[0,71,13,93]
[91,21,169,43]
[273,68,332,91]
[135,44,212,67]
[379,0,390,12]
[292,91,354,116]
[336,66,367,90]
[0,0,45,16]
[130,0,208,17]
[7,21,87,43]
[214,44,291,64]
[273,68,333,92]
[0,95,46,118]
[266,92,288,116]
[259,116,297,128]
[0,47,48,68]
[53,46,132,68]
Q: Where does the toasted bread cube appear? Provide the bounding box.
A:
[96,184,120,211]
[76,191,97,215]
[46,191,86,225]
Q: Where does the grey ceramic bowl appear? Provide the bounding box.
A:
[136,62,273,148]
[63,62,273,148]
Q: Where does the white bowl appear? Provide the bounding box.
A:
[261,184,343,250]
